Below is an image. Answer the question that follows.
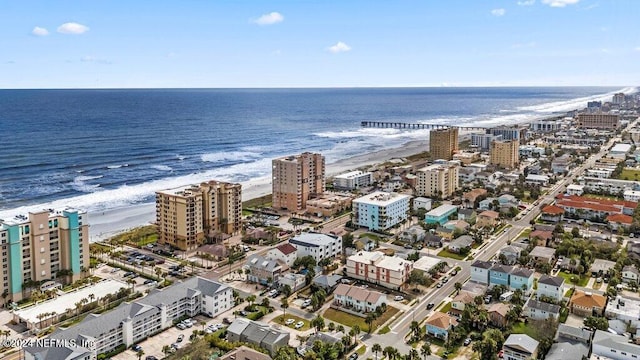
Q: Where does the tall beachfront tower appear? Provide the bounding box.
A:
[272,152,325,211]
[429,127,459,161]
[0,209,89,306]
[156,180,242,251]
[490,139,520,169]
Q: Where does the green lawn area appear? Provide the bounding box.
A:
[564,288,575,298]
[437,249,467,260]
[273,314,311,331]
[323,306,399,332]
[356,345,367,355]
[360,233,383,241]
[378,325,391,334]
[511,321,539,340]
[618,168,640,181]
[557,271,589,287]
[519,228,532,239]
[439,302,452,313]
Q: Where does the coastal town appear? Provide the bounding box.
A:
[3,92,640,360]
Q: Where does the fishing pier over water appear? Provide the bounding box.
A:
[360,121,488,131]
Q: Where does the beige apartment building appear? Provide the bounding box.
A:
[0,209,89,305]
[156,180,242,251]
[577,113,619,130]
[490,139,520,169]
[416,163,459,199]
[430,127,459,161]
[346,251,413,290]
[272,152,325,211]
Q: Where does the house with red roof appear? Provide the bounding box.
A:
[266,243,298,268]
[541,205,564,223]
[606,213,633,231]
[555,194,637,221]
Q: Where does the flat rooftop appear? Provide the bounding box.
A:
[15,279,128,325]
[335,170,371,179]
[353,191,410,207]
[413,256,443,272]
[426,204,458,217]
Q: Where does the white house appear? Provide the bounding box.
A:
[289,232,342,263]
[524,299,560,321]
[266,243,298,268]
[278,273,306,292]
[605,296,640,328]
[536,275,565,302]
[592,330,640,360]
[525,174,550,186]
[566,184,584,196]
[333,284,387,313]
[624,190,640,203]
[333,170,373,190]
[413,197,433,211]
[622,266,640,284]
[470,260,491,284]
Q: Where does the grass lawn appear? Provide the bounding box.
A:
[378,325,391,334]
[519,228,532,239]
[557,271,589,287]
[242,194,272,209]
[439,302,452,313]
[511,321,538,340]
[592,281,603,290]
[273,314,311,331]
[437,249,467,260]
[360,233,383,241]
[564,288,575,298]
[323,306,399,332]
[618,168,640,181]
[356,345,367,355]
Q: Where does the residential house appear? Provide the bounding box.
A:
[470,260,492,284]
[499,246,522,265]
[605,295,640,328]
[457,209,477,224]
[289,232,342,263]
[555,323,592,344]
[226,318,290,356]
[591,259,616,277]
[498,194,518,207]
[444,219,470,232]
[246,255,283,286]
[413,256,445,276]
[333,284,387,313]
[479,197,497,211]
[591,330,640,360]
[278,273,306,292]
[607,214,634,231]
[525,174,550,186]
[622,266,640,284]
[476,210,500,228]
[399,225,427,244]
[425,205,459,226]
[566,184,585,196]
[346,251,413,290]
[488,303,511,328]
[528,246,556,265]
[266,243,298,268]
[219,346,272,360]
[448,235,473,254]
[546,325,591,360]
[524,298,560,321]
[529,229,554,246]
[509,267,534,294]
[569,290,607,317]
[552,154,573,175]
[489,264,513,287]
[462,189,487,209]
[502,334,539,360]
[424,312,458,341]
[451,291,475,315]
[313,274,343,293]
[424,233,443,248]
[629,241,640,261]
[435,227,455,240]
[541,205,564,223]
[353,238,376,252]
[537,275,565,302]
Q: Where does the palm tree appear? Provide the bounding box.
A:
[337,324,345,333]
[421,342,432,359]
[280,298,289,321]
[88,293,95,303]
[162,345,171,355]
[410,320,421,340]
[383,346,397,360]
[454,282,462,294]
[311,315,325,334]
[352,324,360,344]
[372,343,382,360]
[75,301,83,317]
[365,312,377,333]
[136,349,144,360]
[246,294,256,308]
[409,349,419,360]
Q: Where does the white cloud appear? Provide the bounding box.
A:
[542,0,580,7]
[252,12,284,25]
[57,22,90,34]
[327,41,351,53]
[31,26,49,36]
[491,8,506,16]
[517,0,535,5]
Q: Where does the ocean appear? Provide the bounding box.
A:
[0,86,633,219]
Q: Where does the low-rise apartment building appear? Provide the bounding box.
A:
[346,251,412,290]
[333,170,374,190]
[352,191,410,231]
[333,284,387,313]
[227,318,290,356]
[289,232,342,263]
[556,194,637,220]
[470,261,534,294]
[246,255,283,286]
[425,204,458,226]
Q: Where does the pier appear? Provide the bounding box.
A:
[360,121,487,131]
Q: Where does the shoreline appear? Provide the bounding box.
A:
[88,138,432,242]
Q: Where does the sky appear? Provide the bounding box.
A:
[1,0,639,88]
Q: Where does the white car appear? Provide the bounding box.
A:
[394,295,404,301]
[285,318,295,326]
[295,321,304,329]
[302,299,312,308]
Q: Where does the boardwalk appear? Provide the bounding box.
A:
[360,121,487,131]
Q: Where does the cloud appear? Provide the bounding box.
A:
[81,55,111,64]
[491,8,506,16]
[327,41,351,53]
[541,0,580,7]
[57,22,90,34]
[31,26,49,36]
[517,0,535,5]
[252,12,284,25]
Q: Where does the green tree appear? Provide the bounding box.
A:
[372,343,382,360]
[584,316,609,331]
[280,298,289,320]
[311,315,325,334]
[365,312,377,333]
[421,342,432,359]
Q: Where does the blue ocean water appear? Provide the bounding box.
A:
[0,87,632,216]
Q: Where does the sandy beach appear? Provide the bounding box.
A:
[88,139,431,242]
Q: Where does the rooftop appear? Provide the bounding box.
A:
[426,204,459,217]
[334,170,372,179]
[290,232,339,247]
[425,312,458,329]
[353,191,411,206]
[592,330,640,356]
[275,243,298,255]
[542,205,565,215]
[478,210,499,219]
[570,290,607,309]
[605,295,640,320]
[412,256,443,273]
[538,275,565,287]
[529,246,556,259]
[526,299,561,314]
[504,334,539,354]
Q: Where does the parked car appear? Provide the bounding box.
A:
[302,299,312,308]
[223,318,232,324]
[132,345,142,352]
[145,356,158,360]
[348,353,359,360]
[464,338,471,346]
[498,350,504,358]
[394,295,404,301]
[144,279,155,285]
[176,323,186,330]
[177,334,184,343]
[285,318,295,325]
[295,321,304,329]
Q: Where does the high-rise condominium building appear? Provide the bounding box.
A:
[156,180,242,251]
[429,128,459,160]
[416,163,459,199]
[577,113,619,130]
[0,209,89,305]
[490,139,520,169]
[272,152,325,211]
